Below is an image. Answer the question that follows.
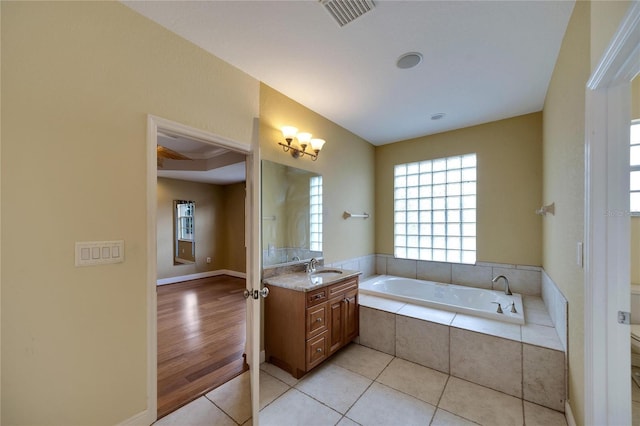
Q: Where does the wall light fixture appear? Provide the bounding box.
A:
[278,126,326,161]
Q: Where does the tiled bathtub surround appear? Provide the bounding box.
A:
[541,269,568,351]
[376,254,542,295]
[359,292,566,412]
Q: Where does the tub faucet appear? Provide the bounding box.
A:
[306,258,318,273]
[492,275,512,295]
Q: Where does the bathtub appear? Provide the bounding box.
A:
[359,275,525,324]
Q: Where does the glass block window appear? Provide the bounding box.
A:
[632,120,640,215]
[310,175,323,251]
[394,153,477,264]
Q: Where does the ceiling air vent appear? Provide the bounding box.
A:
[320,0,375,27]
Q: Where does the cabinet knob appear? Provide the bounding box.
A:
[316,317,322,322]
[316,348,322,353]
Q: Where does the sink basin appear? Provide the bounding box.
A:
[310,269,343,276]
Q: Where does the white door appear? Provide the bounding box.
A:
[245,132,262,425]
[584,3,640,424]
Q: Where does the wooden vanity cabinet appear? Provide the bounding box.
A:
[265,276,359,379]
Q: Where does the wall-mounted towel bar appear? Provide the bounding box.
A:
[343,211,369,219]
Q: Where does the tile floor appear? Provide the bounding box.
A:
[154,343,567,426]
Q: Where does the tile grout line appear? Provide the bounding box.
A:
[256,367,293,413]
[203,393,245,426]
[332,334,397,422]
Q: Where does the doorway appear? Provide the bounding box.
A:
[145,115,260,424]
[584,3,640,424]
[155,132,249,417]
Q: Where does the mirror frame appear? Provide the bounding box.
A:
[174,199,196,264]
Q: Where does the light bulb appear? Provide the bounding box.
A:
[310,139,326,151]
[281,126,298,142]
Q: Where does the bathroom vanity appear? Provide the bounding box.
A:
[263,269,360,379]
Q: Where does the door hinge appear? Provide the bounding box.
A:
[618,311,631,324]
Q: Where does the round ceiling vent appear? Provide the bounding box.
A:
[396,52,423,69]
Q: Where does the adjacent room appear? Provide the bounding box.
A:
[155,133,248,417]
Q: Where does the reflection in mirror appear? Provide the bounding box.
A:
[262,160,322,267]
[174,200,195,264]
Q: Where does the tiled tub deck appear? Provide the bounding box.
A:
[358,292,566,413]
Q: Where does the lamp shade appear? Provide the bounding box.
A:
[310,139,326,151]
[281,126,298,141]
[296,132,312,145]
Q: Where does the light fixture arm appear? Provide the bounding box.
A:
[277,142,319,161]
[277,127,324,161]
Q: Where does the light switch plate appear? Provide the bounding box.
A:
[576,242,584,268]
[75,240,124,266]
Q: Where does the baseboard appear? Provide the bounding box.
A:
[157,270,246,286]
[564,400,576,426]
[117,409,153,426]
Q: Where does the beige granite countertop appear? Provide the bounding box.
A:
[263,268,361,292]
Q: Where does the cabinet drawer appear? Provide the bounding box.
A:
[306,304,327,338]
[328,278,358,297]
[306,287,328,307]
[306,331,328,369]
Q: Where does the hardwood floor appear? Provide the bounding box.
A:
[157,275,248,419]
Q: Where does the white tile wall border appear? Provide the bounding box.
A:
[373,254,542,295]
[541,269,568,352]
[328,254,377,278]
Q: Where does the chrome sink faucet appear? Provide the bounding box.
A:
[306,258,318,273]
[492,275,512,295]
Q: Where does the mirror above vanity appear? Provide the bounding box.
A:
[262,160,323,268]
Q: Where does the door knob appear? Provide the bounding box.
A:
[244,287,270,300]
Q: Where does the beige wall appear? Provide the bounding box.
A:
[543,1,631,424]
[259,84,376,264]
[375,113,543,266]
[1,2,258,425]
[543,3,589,422]
[157,178,246,279]
[221,182,247,273]
[590,0,632,72]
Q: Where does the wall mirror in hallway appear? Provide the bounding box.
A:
[174,199,196,264]
[261,160,323,267]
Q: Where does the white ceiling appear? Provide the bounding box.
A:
[125,0,575,146]
[157,133,247,184]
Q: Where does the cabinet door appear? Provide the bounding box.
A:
[343,288,359,343]
[328,296,343,354]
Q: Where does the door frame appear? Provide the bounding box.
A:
[145,115,258,424]
[584,3,640,425]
